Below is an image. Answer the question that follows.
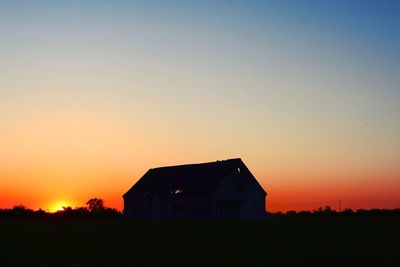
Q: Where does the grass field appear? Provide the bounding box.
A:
[0,217,399,266]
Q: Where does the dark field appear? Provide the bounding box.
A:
[0,217,399,267]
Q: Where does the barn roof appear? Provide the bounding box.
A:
[123,158,244,198]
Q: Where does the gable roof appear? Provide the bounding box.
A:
[123,158,244,198]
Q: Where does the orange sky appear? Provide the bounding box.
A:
[1,105,399,212]
[0,107,399,212]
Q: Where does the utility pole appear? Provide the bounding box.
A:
[338,200,342,212]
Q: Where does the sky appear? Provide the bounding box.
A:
[1,0,399,212]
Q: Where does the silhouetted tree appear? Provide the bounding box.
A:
[86,198,105,213]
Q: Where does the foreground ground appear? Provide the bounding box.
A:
[0,217,399,266]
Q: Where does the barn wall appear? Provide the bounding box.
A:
[124,194,216,219]
[214,165,266,220]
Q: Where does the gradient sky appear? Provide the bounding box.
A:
[1,0,399,212]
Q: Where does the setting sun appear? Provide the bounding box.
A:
[49,201,73,213]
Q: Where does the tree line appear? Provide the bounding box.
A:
[0,198,122,219]
[1,202,400,219]
[269,206,400,217]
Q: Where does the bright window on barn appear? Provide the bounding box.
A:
[237,167,241,173]
[172,189,183,195]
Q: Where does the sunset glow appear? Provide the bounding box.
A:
[49,201,73,213]
[1,1,399,212]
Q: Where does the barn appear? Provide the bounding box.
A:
[123,158,267,220]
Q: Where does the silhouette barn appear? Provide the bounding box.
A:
[123,158,267,220]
